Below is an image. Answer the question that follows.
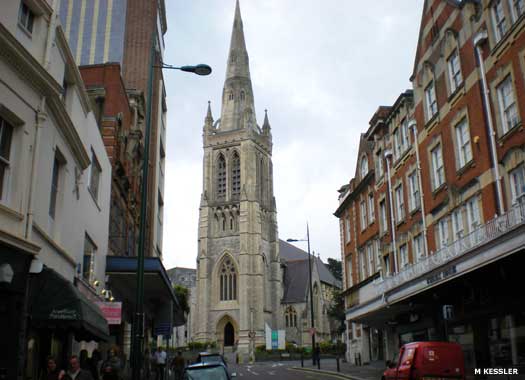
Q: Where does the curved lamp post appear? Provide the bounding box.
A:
[287,223,316,365]
[131,38,212,380]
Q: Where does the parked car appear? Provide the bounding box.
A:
[183,362,236,380]
[383,341,465,380]
[196,352,227,367]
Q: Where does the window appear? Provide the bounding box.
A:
[231,152,241,197]
[394,120,410,159]
[240,91,245,101]
[18,2,35,34]
[367,244,375,275]
[497,76,519,134]
[346,255,353,288]
[368,193,375,224]
[83,234,97,284]
[344,216,351,243]
[452,208,464,239]
[0,117,13,200]
[509,0,525,21]
[379,199,387,234]
[360,201,367,230]
[399,244,408,268]
[228,92,234,101]
[285,306,297,328]
[425,81,438,120]
[375,149,384,178]
[509,164,525,203]
[413,234,424,261]
[219,257,237,301]
[437,217,449,249]
[431,144,445,189]
[466,196,481,232]
[408,171,420,212]
[383,254,391,276]
[447,49,463,93]
[492,0,508,41]
[216,154,226,198]
[89,150,102,201]
[360,156,368,178]
[359,250,367,280]
[395,184,405,222]
[49,154,61,218]
[455,119,472,168]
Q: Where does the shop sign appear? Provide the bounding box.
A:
[50,308,79,320]
[426,265,457,285]
[96,302,122,325]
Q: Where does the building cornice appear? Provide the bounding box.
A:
[0,228,41,256]
[334,170,374,217]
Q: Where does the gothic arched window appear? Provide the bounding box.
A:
[240,91,245,101]
[217,154,226,198]
[259,157,265,200]
[285,306,297,328]
[232,152,241,197]
[219,257,237,301]
[228,92,234,101]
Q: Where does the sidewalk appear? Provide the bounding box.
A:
[290,358,385,380]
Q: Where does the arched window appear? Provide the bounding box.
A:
[259,157,264,200]
[360,156,368,178]
[232,152,241,197]
[219,257,237,301]
[285,306,297,328]
[228,92,234,101]
[240,91,245,101]
[217,154,226,198]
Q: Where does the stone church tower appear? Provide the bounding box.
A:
[193,0,282,357]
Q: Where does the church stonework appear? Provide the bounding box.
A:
[193,0,282,358]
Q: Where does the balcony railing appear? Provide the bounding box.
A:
[375,199,525,295]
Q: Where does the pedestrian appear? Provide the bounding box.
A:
[154,347,167,380]
[40,356,65,380]
[63,355,93,380]
[314,343,321,366]
[170,351,185,380]
[89,350,102,380]
[100,349,120,380]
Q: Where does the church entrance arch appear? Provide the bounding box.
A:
[216,315,238,348]
[224,322,234,346]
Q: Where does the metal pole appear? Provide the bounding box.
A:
[132,32,156,380]
[307,223,316,365]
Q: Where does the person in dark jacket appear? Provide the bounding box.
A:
[40,356,65,380]
[313,343,321,366]
[89,350,102,380]
[64,355,93,380]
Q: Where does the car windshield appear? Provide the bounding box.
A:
[184,366,229,380]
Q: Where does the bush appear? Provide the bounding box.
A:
[255,344,266,353]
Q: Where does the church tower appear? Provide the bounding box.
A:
[193,0,282,358]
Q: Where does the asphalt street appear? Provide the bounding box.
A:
[230,361,346,379]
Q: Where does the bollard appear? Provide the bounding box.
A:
[337,355,340,372]
[301,353,304,367]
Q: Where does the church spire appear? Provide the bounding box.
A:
[262,109,271,134]
[219,0,257,132]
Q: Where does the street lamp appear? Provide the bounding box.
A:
[131,35,212,380]
[287,223,316,365]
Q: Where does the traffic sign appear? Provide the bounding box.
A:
[309,328,316,336]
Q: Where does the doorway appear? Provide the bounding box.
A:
[224,322,234,346]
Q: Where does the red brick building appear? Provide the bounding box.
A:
[335,0,525,372]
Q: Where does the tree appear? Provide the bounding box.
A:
[327,289,346,335]
[173,285,190,314]
[325,258,342,281]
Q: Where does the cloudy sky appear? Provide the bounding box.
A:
[161,1,424,270]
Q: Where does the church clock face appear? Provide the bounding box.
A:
[192,0,282,360]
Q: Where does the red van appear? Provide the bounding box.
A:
[383,342,465,380]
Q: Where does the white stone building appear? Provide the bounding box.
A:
[0,1,111,378]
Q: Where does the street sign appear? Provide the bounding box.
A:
[309,327,316,336]
[271,330,278,349]
[154,322,171,337]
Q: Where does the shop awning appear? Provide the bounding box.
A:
[105,256,185,327]
[29,267,110,341]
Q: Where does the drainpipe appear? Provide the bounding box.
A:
[474,30,505,215]
[408,120,429,258]
[25,98,46,239]
[384,149,398,274]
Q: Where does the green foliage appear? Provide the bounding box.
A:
[255,344,266,353]
[325,258,342,281]
[173,285,190,314]
[327,289,346,335]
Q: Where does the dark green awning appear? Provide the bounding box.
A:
[29,267,109,342]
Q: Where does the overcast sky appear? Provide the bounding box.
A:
[161,1,424,270]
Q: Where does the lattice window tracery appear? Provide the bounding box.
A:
[219,257,237,301]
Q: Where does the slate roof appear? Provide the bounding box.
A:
[279,239,342,304]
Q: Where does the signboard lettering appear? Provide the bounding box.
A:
[96,302,122,325]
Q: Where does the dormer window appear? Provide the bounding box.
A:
[360,156,368,178]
